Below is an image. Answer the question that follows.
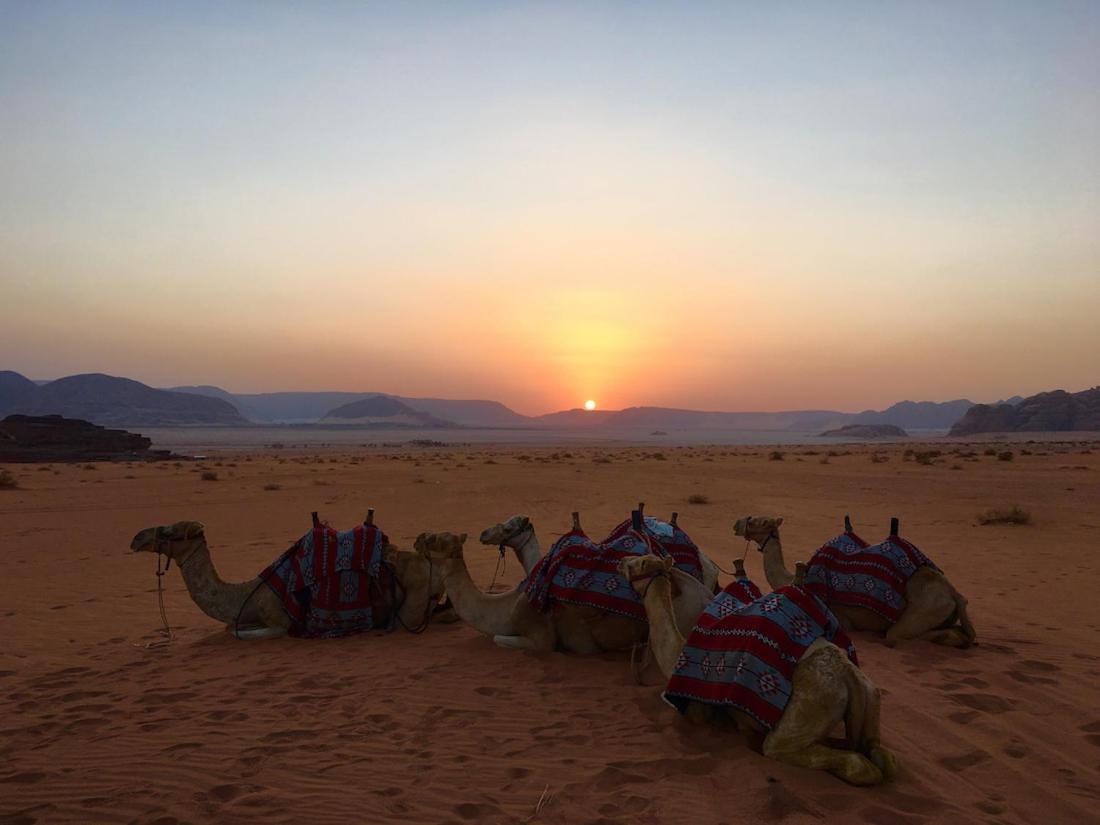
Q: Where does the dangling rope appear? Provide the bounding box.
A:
[488,545,507,593]
[710,539,753,577]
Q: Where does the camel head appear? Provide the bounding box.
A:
[618,554,674,596]
[413,530,468,563]
[478,515,531,546]
[733,516,783,549]
[130,521,206,559]
[383,541,450,604]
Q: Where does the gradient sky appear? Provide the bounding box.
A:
[1,2,1097,415]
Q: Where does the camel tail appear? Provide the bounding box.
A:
[842,659,880,755]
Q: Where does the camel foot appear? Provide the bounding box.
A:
[492,634,545,651]
[868,745,899,780]
[229,625,287,640]
[834,752,885,786]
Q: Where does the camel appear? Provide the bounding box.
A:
[620,554,898,785]
[415,527,714,653]
[130,521,448,639]
[733,516,975,648]
[479,511,722,592]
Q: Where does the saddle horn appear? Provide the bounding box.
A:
[793,562,808,586]
[631,509,643,531]
[637,501,645,518]
[890,516,899,536]
[311,511,321,528]
[844,514,852,533]
[670,511,679,526]
[733,558,747,579]
[365,508,375,526]
[572,511,582,532]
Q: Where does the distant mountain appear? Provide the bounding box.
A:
[820,424,908,439]
[322,396,454,427]
[1,372,245,426]
[0,371,39,414]
[394,397,530,428]
[949,387,1100,435]
[533,406,850,432]
[851,399,973,430]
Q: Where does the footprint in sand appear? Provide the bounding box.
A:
[938,749,991,771]
[1080,721,1100,747]
[947,692,1015,714]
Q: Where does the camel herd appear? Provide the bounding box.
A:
[130,509,975,786]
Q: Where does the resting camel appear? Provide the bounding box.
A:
[734,516,975,648]
[478,512,723,592]
[620,554,897,785]
[131,521,448,639]
[415,527,714,653]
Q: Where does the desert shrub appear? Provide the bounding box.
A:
[977,505,1031,526]
[950,464,963,470]
[651,452,667,461]
[687,493,710,505]
[200,470,218,481]
[819,456,830,464]
[914,451,936,466]
[0,468,18,490]
[997,451,1014,462]
[82,463,97,471]
[263,483,281,491]
[870,453,888,464]
[983,448,997,456]
[769,451,785,461]
[484,459,497,465]
[592,456,612,464]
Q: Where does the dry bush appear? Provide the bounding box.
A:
[687,493,710,505]
[870,453,888,464]
[997,451,1014,462]
[983,448,997,456]
[200,470,218,481]
[0,468,18,490]
[263,483,281,491]
[769,451,785,461]
[978,505,1031,526]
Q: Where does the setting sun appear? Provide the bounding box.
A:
[584,400,597,411]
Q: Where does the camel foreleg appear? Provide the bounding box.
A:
[762,645,885,785]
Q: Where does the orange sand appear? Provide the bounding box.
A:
[2,442,1099,824]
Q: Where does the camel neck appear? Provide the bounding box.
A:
[508,528,541,576]
[759,534,794,589]
[439,556,521,637]
[174,542,256,625]
[641,576,686,678]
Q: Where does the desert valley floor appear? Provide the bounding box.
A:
[2,441,1099,825]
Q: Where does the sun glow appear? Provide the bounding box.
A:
[584,399,597,411]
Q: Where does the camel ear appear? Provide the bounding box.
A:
[775,517,784,527]
[662,556,675,572]
[458,533,467,544]
[414,532,429,555]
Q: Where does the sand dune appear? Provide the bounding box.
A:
[2,442,1098,823]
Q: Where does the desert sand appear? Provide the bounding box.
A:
[2,441,1099,824]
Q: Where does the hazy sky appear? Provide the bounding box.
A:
[2,2,1097,414]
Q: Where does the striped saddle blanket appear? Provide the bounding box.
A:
[663,584,857,731]
[521,514,706,621]
[604,516,705,583]
[522,528,658,621]
[261,523,393,638]
[803,531,940,623]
